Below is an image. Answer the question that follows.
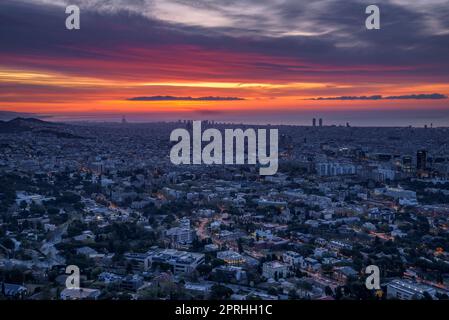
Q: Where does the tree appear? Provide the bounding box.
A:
[436,293,449,300]
[321,264,333,274]
[1,238,15,250]
[288,289,298,299]
[196,264,212,276]
[210,284,233,300]
[421,292,433,300]
[126,262,134,274]
[298,280,313,292]
[237,238,244,253]
[267,287,278,296]
[211,258,225,268]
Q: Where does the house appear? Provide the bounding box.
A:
[315,238,328,246]
[166,225,195,246]
[217,250,246,266]
[1,283,27,299]
[124,252,151,272]
[98,272,123,285]
[76,246,98,257]
[60,288,101,300]
[204,244,219,252]
[211,265,247,282]
[184,282,213,295]
[148,249,205,274]
[327,240,353,252]
[313,247,329,258]
[301,257,321,272]
[121,275,144,291]
[73,230,95,242]
[262,261,289,280]
[282,251,303,267]
[333,266,358,282]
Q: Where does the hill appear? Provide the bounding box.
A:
[0,118,87,139]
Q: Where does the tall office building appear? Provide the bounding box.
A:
[312,118,316,127]
[402,156,413,173]
[417,150,427,171]
[319,118,323,127]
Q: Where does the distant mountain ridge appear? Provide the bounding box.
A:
[0,111,48,121]
[0,117,87,139]
[0,117,56,133]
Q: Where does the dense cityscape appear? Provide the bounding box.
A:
[1,117,449,300]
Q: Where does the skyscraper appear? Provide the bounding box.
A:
[402,156,413,173]
[319,118,323,127]
[417,150,427,171]
[312,118,316,127]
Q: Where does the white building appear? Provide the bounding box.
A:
[60,288,101,300]
[387,279,436,300]
[148,249,205,274]
[317,162,356,177]
[166,226,194,245]
[124,252,151,272]
[15,191,55,206]
[374,168,396,182]
[386,187,416,199]
[262,261,289,280]
[166,218,195,246]
[217,250,246,266]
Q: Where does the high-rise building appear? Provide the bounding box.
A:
[319,118,323,127]
[402,156,413,173]
[417,150,427,171]
[312,118,316,127]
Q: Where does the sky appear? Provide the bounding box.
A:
[1,0,449,126]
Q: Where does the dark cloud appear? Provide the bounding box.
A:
[1,0,449,83]
[308,93,448,101]
[385,94,448,100]
[127,96,245,101]
[193,109,224,115]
